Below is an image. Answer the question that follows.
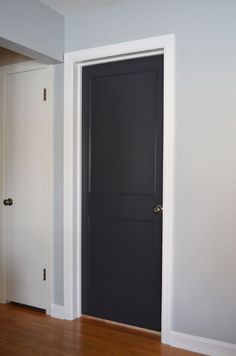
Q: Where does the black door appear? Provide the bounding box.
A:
[82,55,163,331]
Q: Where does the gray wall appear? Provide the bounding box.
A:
[0,0,64,63]
[65,0,236,344]
[53,64,64,306]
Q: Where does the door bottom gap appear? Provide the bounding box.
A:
[81,314,161,336]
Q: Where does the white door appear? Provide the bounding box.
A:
[4,68,47,309]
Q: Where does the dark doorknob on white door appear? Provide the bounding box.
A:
[3,198,13,206]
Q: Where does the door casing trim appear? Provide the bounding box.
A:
[63,34,175,344]
[0,61,54,315]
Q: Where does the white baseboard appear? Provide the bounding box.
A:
[170,331,236,356]
[51,304,65,320]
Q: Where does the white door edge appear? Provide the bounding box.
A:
[0,61,54,316]
[63,34,175,345]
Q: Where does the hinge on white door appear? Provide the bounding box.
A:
[43,88,47,101]
[43,268,46,281]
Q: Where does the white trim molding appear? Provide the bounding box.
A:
[63,34,176,345]
[51,304,65,320]
[171,331,236,356]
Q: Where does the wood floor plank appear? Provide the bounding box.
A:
[0,304,202,355]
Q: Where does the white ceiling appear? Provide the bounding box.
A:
[38,0,126,15]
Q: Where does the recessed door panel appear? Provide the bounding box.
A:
[90,71,157,195]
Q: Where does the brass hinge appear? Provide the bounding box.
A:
[43,268,46,281]
[43,88,47,101]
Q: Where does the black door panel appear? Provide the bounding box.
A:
[82,55,163,331]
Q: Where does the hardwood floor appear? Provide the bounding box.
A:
[0,303,201,356]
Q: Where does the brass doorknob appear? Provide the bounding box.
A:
[3,198,13,206]
[153,204,163,215]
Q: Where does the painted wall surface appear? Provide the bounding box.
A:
[53,64,64,306]
[0,0,64,63]
[65,0,236,344]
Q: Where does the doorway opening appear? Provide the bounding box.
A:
[64,34,175,344]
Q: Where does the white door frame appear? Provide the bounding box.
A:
[0,61,54,315]
[64,34,175,344]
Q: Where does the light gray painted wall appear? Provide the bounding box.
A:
[0,0,64,63]
[65,0,236,344]
[53,64,64,305]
